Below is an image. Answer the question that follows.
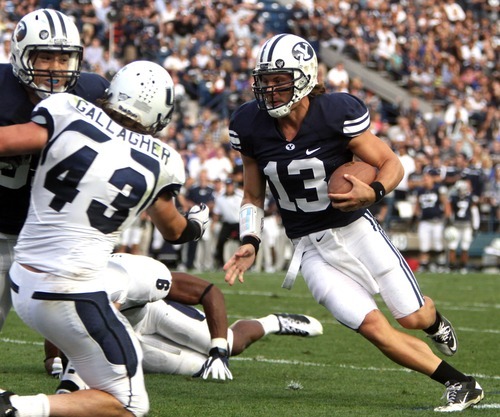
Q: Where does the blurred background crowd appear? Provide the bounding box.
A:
[0,0,498,272]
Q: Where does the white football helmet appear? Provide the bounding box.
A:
[104,61,175,135]
[444,226,459,243]
[11,9,83,99]
[252,34,318,118]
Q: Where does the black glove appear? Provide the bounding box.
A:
[193,347,233,381]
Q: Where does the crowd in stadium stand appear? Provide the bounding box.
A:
[0,0,498,271]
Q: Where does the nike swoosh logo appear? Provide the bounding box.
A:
[316,232,326,242]
[448,337,457,352]
[306,147,320,155]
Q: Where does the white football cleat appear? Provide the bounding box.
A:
[274,313,323,337]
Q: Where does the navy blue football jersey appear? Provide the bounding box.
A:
[186,185,215,206]
[0,64,109,234]
[460,166,485,197]
[416,185,446,220]
[450,194,475,223]
[229,93,371,239]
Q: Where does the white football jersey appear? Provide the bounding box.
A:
[15,93,185,279]
[106,253,172,308]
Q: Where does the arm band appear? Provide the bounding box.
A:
[239,203,264,240]
[241,235,260,255]
[370,181,386,203]
[165,219,202,244]
[198,283,214,304]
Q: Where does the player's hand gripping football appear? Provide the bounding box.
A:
[329,175,376,212]
[186,203,210,240]
[193,347,233,381]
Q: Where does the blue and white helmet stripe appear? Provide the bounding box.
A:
[42,9,70,40]
[257,33,288,67]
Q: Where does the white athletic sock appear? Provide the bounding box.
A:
[256,314,280,336]
[10,393,50,417]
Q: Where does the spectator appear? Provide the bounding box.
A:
[394,142,416,202]
[443,95,469,139]
[203,144,234,182]
[374,23,397,71]
[83,36,106,71]
[0,33,12,64]
[455,152,487,198]
[443,0,467,22]
[481,164,499,232]
[326,61,349,93]
[424,154,447,185]
[408,157,427,194]
[212,178,242,269]
[162,48,190,73]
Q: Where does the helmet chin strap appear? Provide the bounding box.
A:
[33,83,65,99]
[266,91,295,118]
[35,90,51,99]
[267,104,291,118]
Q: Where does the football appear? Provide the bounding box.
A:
[328,161,377,194]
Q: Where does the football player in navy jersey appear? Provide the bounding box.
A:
[0,60,211,417]
[0,9,109,335]
[414,172,452,272]
[224,33,483,412]
[445,180,480,273]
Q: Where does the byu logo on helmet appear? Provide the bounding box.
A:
[292,42,314,62]
[14,22,27,42]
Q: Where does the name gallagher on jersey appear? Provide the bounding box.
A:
[74,98,170,165]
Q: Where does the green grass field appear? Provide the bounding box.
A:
[1,271,499,416]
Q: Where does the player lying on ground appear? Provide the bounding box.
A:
[44,253,323,388]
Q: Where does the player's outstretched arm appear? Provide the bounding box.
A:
[224,154,265,285]
[168,272,232,381]
[224,244,256,285]
[0,122,48,155]
[168,272,229,340]
[148,195,209,243]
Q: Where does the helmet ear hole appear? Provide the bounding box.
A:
[252,34,318,118]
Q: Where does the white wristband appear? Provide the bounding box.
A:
[210,338,228,350]
[239,203,264,240]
